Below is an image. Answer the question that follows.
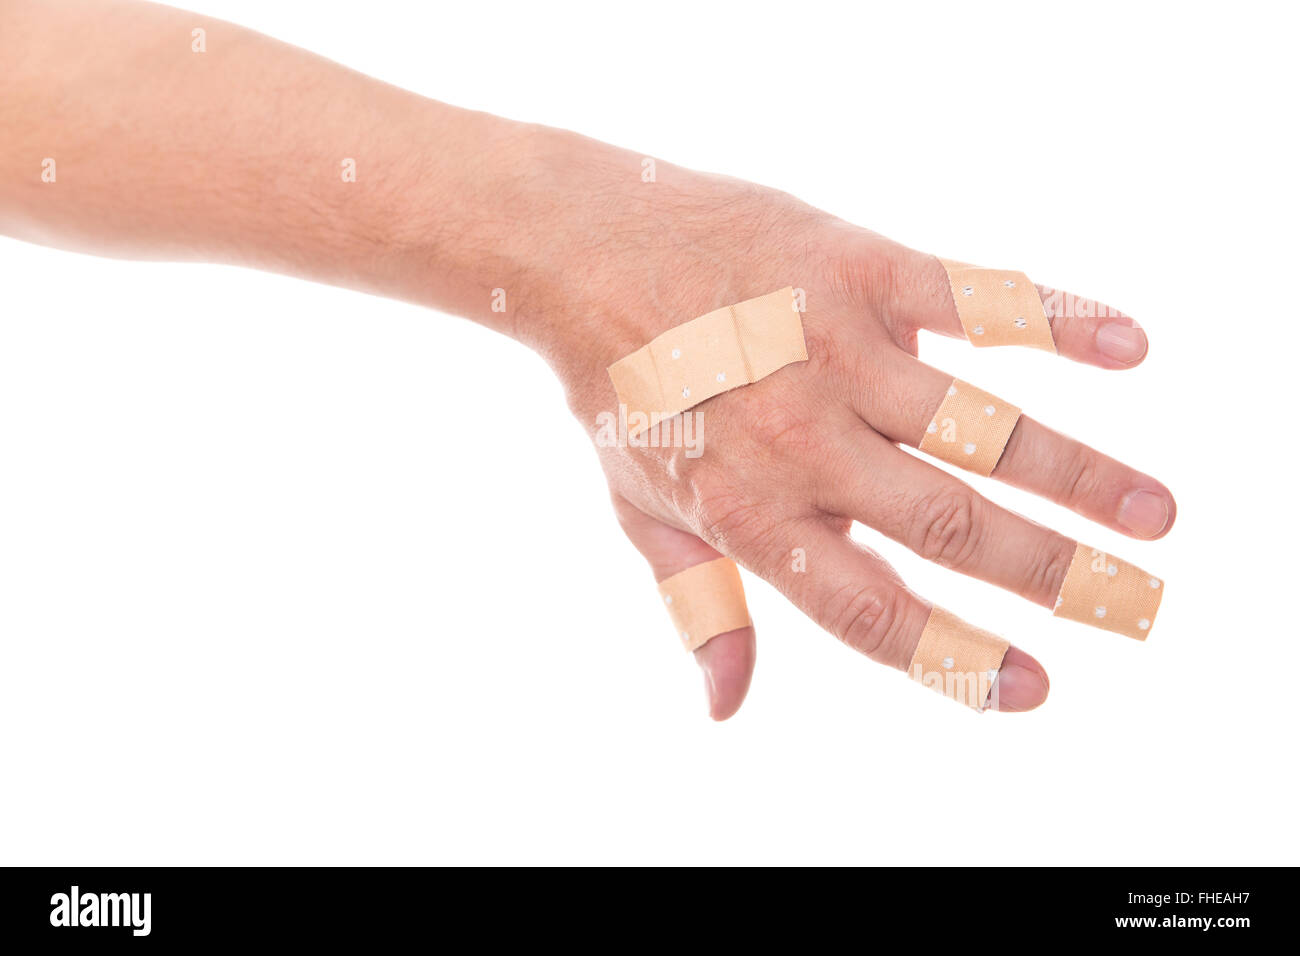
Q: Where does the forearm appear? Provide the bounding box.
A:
[0,0,836,411]
[0,0,561,337]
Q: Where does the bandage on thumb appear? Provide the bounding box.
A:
[657,557,752,652]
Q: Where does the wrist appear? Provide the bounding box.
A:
[406,113,830,420]
[389,113,628,354]
[375,105,547,331]
[403,117,664,372]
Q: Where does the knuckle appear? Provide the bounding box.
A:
[796,323,837,380]
[828,583,902,659]
[824,244,949,338]
[691,481,760,553]
[907,252,956,321]
[910,488,982,568]
[821,241,895,313]
[1028,536,1076,607]
[747,397,813,455]
[1060,445,1102,508]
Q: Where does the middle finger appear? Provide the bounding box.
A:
[861,349,1176,540]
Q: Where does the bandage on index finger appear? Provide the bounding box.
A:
[940,258,1057,352]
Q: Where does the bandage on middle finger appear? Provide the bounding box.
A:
[940,258,1056,353]
[919,379,1021,477]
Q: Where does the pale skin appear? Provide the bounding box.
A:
[1,0,1176,717]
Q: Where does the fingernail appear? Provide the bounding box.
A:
[1118,489,1170,538]
[1095,322,1148,364]
[992,661,1050,712]
[698,656,719,717]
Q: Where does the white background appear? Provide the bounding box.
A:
[2,0,1296,865]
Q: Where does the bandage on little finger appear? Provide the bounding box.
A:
[918,379,1021,477]
[607,287,806,437]
[940,258,1056,353]
[1053,543,1164,640]
[657,557,752,652]
[907,606,1010,711]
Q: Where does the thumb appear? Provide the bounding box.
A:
[612,495,756,720]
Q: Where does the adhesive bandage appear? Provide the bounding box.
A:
[919,379,1021,477]
[1053,543,1164,640]
[940,259,1056,352]
[907,606,1010,711]
[607,287,806,437]
[657,557,751,652]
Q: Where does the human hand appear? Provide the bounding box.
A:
[511,131,1174,719]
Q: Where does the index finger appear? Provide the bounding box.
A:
[894,251,1149,369]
